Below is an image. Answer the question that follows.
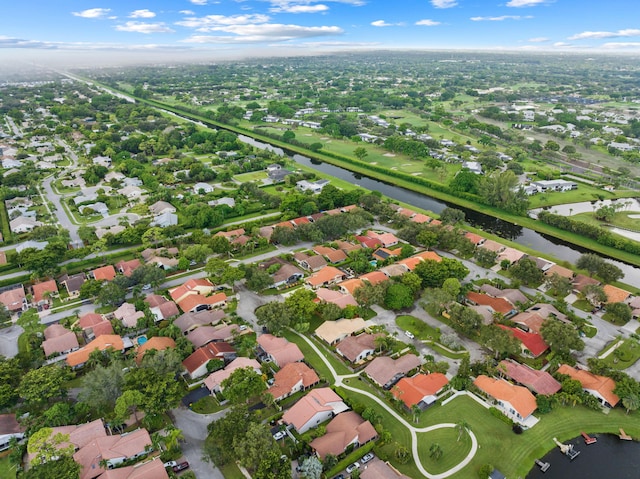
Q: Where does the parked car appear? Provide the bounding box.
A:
[273,430,286,440]
[404,330,415,339]
[361,452,374,464]
[163,461,177,468]
[173,461,189,472]
[346,462,360,474]
[333,475,345,479]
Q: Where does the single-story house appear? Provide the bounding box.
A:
[194,182,214,194]
[0,414,26,451]
[0,285,27,313]
[66,334,125,368]
[336,333,380,363]
[151,211,178,228]
[42,324,79,357]
[557,364,619,408]
[148,201,176,215]
[268,362,320,401]
[315,317,367,345]
[293,252,327,272]
[32,280,58,307]
[305,266,347,289]
[116,259,142,277]
[473,375,537,425]
[203,357,261,393]
[177,292,227,313]
[316,288,358,309]
[364,354,422,389]
[78,312,114,340]
[170,278,215,303]
[272,263,304,288]
[182,342,236,379]
[135,336,176,364]
[174,309,225,334]
[99,458,169,479]
[113,302,145,329]
[365,230,399,248]
[186,324,241,348]
[256,334,304,367]
[310,411,378,459]
[282,388,349,434]
[498,325,549,358]
[92,265,117,282]
[10,216,42,234]
[498,360,561,396]
[392,373,449,409]
[466,292,517,318]
[58,273,86,298]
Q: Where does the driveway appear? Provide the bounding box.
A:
[170,406,228,479]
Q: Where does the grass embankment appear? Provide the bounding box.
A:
[600,337,640,370]
[573,211,640,231]
[416,427,472,475]
[0,454,16,479]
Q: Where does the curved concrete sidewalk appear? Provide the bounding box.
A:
[290,330,478,479]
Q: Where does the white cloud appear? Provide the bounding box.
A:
[431,0,457,8]
[271,4,330,13]
[129,9,156,19]
[371,20,404,27]
[602,42,640,49]
[72,8,111,19]
[176,14,272,31]
[569,29,640,40]
[190,0,208,4]
[553,42,571,47]
[115,22,175,34]
[506,0,549,6]
[181,23,343,43]
[528,37,548,42]
[180,10,195,15]
[470,15,532,21]
[415,19,441,26]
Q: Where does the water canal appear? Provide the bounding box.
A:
[237,134,640,284]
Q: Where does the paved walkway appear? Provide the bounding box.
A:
[289,330,478,479]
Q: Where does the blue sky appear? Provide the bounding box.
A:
[2,0,640,57]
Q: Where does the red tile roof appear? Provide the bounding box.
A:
[466,292,514,315]
[392,373,449,408]
[498,325,549,358]
[498,360,561,395]
[93,265,116,281]
[268,362,319,400]
[305,266,345,288]
[32,280,58,303]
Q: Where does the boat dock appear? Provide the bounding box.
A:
[619,428,632,441]
[535,458,550,472]
[581,431,597,445]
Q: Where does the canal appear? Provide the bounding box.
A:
[237,134,640,284]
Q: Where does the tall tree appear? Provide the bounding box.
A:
[114,390,145,425]
[221,367,266,405]
[540,319,584,356]
[19,366,72,408]
[256,301,291,334]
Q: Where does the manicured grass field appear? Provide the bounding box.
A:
[601,337,640,370]
[573,210,640,231]
[282,331,339,380]
[192,396,225,414]
[219,462,245,479]
[233,171,268,183]
[416,427,472,475]
[0,454,16,479]
[397,315,441,341]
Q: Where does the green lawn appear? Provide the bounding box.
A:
[281,330,335,381]
[416,427,472,475]
[192,396,226,414]
[528,185,624,208]
[397,315,441,341]
[219,462,245,479]
[0,454,16,479]
[601,337,640,370]
[573,210,640,231]
[233,171,268,183]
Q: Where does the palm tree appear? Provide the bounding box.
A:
[622,394,640,415]
[429,443,443,461]
[411,404,421,424]
[161,426,185,452]
[456,419,471,442]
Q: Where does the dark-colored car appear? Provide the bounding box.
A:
[333,475,345,479]
[173,461,190,473]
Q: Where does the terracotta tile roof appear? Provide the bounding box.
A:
[79,312,104,328]
[498,325,549,357]
[603,284,631,304]
[32,280,58,303]
[231,234,250,246]
[316,288,358,309]
[174,309,225,333]
[429,219,442,226]
[361,460,410,479]
[169,278,214,302]
[339,278,364,295]
[392,373,449,408]
[0,285,25,311]
[268,362,319,400]
[157,301,179,319]
[203,357,261,392]
[282,388,348,432]
[313,245,347,263]
[399,208,416,217]
[315,317,367,345]
[466,292,515,315]
[291,216,310,227]
[335,240,361,253]
[177,292,227,313]
[310,411,378,459]
[411,213,431,224]
[66,335,124,367]
[215,228,245,239]
[257,334,304,367]
[480,240,504,253]
[545,264,575,279]
[512,312,545,334]
[364,354,421,388]
[412,251,442,262]
[274,221,294,229]
[498,360,561,395]
[572,274,600,292]
[464,232,484,245]
[366,230,399,247]
[49,419,106,451]
[355,235,382,249]
[99,458,169,479]
[473,375,537,419]
[136,336,176,364]
[557,364,619,406]
[359,270,389,285]
[305,266,345,288]
[143,294,167,308]
[182,342,235,375]
[396,257,422,272]
[498,248,526,264]
[116,259,142,277]
[336,333,381,362]
[93,265,116,281]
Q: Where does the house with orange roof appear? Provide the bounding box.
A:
[412,251,442,262]
[182,342,236,379]
[396,257,422,272]
[359,270,389,285]
[0,285,27,313]
[310,411,378,459]
[203,357,261,393]
[315,317,367,345]
[392,373,449,409]
[355,235,382,249]
[603,284,631,304]
[313,245,347,263]
[497,247,527,265]
[338,278,364,296]
[466,292,517,318]
[214,228,245,239]
[92,265,117,282]
[136,336,176,364]
[498,360,561,396]
[169,278,215,303]
[498,325,549,358]
[78,312,114,340]
[411,213,431,224]
[66,334,125,368]
[364,354,422,389]
[305,266,346,289]
[116,259,142,277]
[99,458,169,479]
[316,288,358,309]
[398,208,416,217]
[257,334,304,367]
[32,280,58,307]
[177,292,227,313]
[473,375,537,425]
[336,333,381,363]
[268,362,320,401]
[290,216,311,227]
[335,240,361,254]
[557,364,619,407]
[544,264,575,280]
[479,239,505,254]
[282,388,349,434]
[464,232,485,246]
[366,230,399,247]
[372,247,402,262]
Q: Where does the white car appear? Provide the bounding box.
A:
[346,462,360,474]
[273,431,287,440]
[361,452,374,464]
[404,330,415,339]
[163,461,177,468]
